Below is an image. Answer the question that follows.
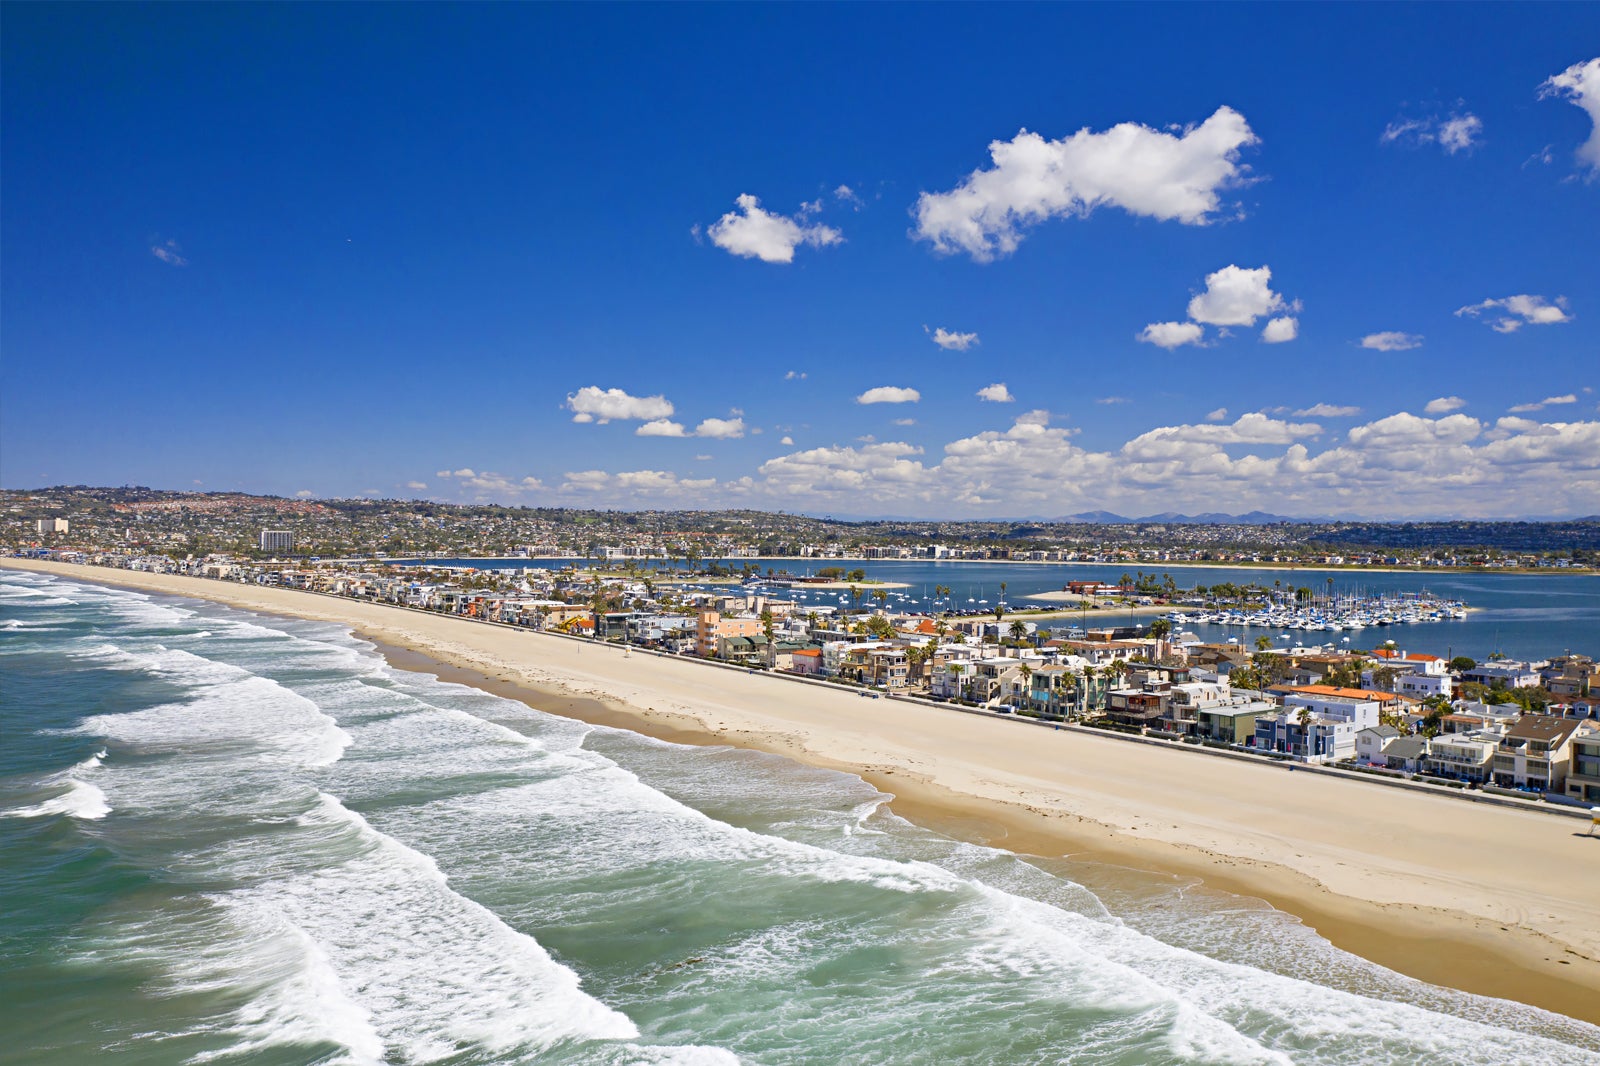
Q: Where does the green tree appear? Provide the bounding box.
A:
[1448,656,1477,673]
[1008,619,1029,643]
[1149,618,1172,641]
[759,607,775,642]
[1255,635,1273,651]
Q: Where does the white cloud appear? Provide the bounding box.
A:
[1138,321,1204,350]
[694,417,746,439]
[834,184,863,208]
[1096,396,1129,405]
[566,386,675,424]
[295,489,315,499]
[891,418,917,426]
[447,468,476,478]
[779,436,794,446]
[1188,264,1289,326]
[856,386,921,405]
[637,419,689,437]
[404,481,428,490]
[784,370,807,380]
[914,106,1258,261]
[1424,396,1467,415]
[1261,316,1298,343]
[976,383,1015,403]
[150,240,187,266]
[1438,113,1484,153]
[928,326,979,350]
[1456,295,1572,333]
[1381,110,1483,154]
[1361,331,1424,351]
[1508,394,1578,413]
[550,407,1600,518]
[1205,407,1228,422]
[1540,57,1600,176]
[695,454,712,461]
[1294,403,1362,418]
[558,469,719,499]
[705,194,843,263]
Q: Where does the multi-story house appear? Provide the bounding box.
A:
[1491,716,1586,793]
[1420,732,1500,784]
[1564,732,1600,804]
[1253,713,1356,762]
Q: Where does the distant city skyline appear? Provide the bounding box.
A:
[2,5,1597,518]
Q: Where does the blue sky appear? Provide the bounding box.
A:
[3,4,1598,519]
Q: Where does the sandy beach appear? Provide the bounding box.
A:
[8,556,1598,1025]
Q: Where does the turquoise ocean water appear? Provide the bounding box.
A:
[3,568,1598,1065]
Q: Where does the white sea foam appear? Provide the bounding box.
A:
[228,792,640,1059]
[1,747,113,821]
[1,776,112,820]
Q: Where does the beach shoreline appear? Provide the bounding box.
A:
[7,557,1599,1026]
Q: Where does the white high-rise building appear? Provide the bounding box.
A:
[259,529,294,552]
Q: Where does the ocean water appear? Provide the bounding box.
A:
[3,569,1598,1066]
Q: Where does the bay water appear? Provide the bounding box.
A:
[3,569,1598,1065]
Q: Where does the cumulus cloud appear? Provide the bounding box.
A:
[891,418,917,426]
[1508,394,1578,413]
[547,406,1600,517]
[1382,110,1483,154]
[150,240,187,266]
[1137,321,1205,350]
[857,386,921,404]
[694,417,746,439]
[295,489,315,499]
[1295,403,1362,418]
[566,386,675,424]
[976,383,1015,403]
[914,106,1258,261]
[1205,407,1228,422]
[404,481,428,490]
[1096,396,1129,405]
[1456,295,1572,333]
[705,194,843,263]
[1540,57,1600,176]
[928,326,979,350]
[834,184,863,208]
[1439,113,1484,153]
[784,370,807,380]
[558,469,720,498]
[1361,331,1424,351]
[1188,265,1291,326]
[780,435,794,445]
[1261,316,1298,343]
[637,419,689,437]
[1424,396,1467,415]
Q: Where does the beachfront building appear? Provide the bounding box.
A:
[33,517,69,534]
[1253,713,1356,762]
[1355,725,1400,765]
[259,529,294,552]
[1280,686,1392,731]
[1420,733,1500,784]
[695,609,762,658]
[1379,735,1431,773]
[1564,733,1600,804]
[1491,716,1585,793]
[1194,701,1271,744]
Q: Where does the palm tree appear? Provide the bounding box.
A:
[1149,618,1172,642]
[871,588,888,610]
[1008,619,1029,643]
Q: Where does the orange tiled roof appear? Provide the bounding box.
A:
[1288,684,1396,701]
